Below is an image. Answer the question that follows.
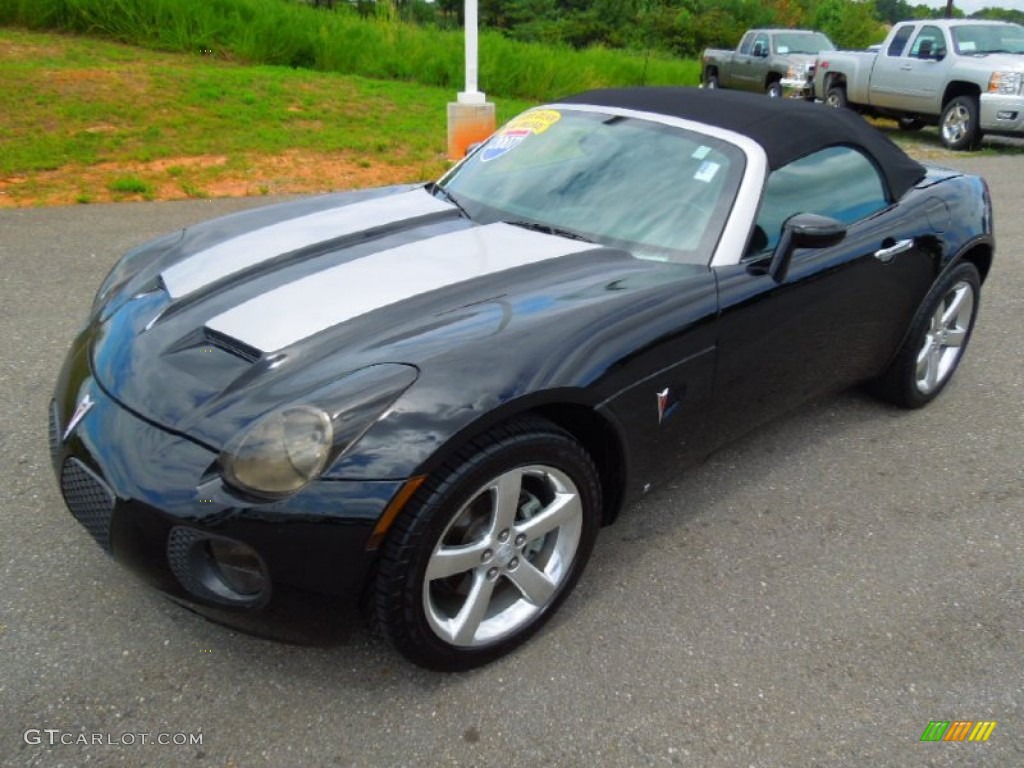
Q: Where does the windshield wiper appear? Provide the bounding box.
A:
[427,182,471,220]
[504,219,595,243]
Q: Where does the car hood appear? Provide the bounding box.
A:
[784,53,819,66]
[89,185,680,449]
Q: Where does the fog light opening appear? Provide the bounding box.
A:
[996,110,1018,121]
[166,527,270,607]
[207,539,266,597]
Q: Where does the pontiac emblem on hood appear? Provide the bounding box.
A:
[63,393,95,441]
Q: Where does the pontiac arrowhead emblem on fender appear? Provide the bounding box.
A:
[63,393,95,441]
[656,387,670,425]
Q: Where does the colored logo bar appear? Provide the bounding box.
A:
[920,721,997,742]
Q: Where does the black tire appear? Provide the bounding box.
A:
[898,116,925,132]
[766,80,783,99]
[705,71,719,90]
[374,417,601,670]
[940,95,983,151]
[867,262,981,409]
[824,84,848,109]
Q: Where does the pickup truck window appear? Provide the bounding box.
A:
[752,34,770,57]
[909,26,947,60]
[747,146,886,256]
[739,33,754,56]
[773,32,834,55]
[951,23,1024,55]
[886,25,914,57]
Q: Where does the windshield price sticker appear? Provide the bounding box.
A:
[480,110,561,162]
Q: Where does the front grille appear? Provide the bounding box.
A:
[48,399,61,461]
[60,458,115,553]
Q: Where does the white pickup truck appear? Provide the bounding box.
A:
[812,19,1024,150]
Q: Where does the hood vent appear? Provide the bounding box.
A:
[205,328,261,363]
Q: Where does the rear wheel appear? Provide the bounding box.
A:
[824,84,848,109]
[374,417,601,670]
[940,95,983,151]
[867,262,981,408]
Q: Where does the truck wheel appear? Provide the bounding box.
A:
[766,81,783,99]
[705,72,719,90]
[824,84,848,109]
[940,96,983,151]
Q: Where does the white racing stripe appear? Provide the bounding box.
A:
[205,223,594,352]
[161,188,450,299]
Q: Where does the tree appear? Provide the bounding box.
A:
[810,0,887,50]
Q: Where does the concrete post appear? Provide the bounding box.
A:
[447,0,496,160]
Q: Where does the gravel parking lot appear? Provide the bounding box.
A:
[1,155,1021,767]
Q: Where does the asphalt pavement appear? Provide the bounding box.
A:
[1,156,1021,767]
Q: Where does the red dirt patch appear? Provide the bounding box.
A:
[0,150,449,207]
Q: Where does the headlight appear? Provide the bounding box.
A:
[988,71,1023,95]
[221,405,333,496]
[219,363,418,498]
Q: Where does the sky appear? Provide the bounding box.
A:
[917,0,1024,13]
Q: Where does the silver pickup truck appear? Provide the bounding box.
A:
[813,19,1024,150]
[702,29,835,98]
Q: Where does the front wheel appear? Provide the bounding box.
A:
[940,96,983,151]
[867,262,981,409]
[374,417,601,670]
[766,81,783,99]
[824,84,848,109]
[705,72,719,90]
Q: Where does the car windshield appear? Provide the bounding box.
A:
[438,109,746,264]
[774,32,835,54]
[952,23,1024,55]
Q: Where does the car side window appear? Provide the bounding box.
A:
[752,34,770,57]
[909,26,946,60]
[887,25,914,57]
[746,146,887,258]
[739,33,754,56]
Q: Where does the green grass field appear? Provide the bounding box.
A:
[0,0,702,102]
[0,28,540,206]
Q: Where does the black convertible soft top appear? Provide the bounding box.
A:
[559,87,926,201]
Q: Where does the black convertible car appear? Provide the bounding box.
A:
[50,88,993,670]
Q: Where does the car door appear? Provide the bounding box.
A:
[868,23,919,109]
[733,32,771,91]
[894,25,953,112]
[708,146,936,443]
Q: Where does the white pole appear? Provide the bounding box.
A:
[447,0,493,159]
[460,0,484,103]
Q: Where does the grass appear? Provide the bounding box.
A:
[0,0,701,103]
[107,175,155,198]
[0,27,536,206]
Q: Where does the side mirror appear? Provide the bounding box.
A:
[768,213,847,282]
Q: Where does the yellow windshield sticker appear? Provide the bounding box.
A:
[503,109,562,135]
[480,110,562,162]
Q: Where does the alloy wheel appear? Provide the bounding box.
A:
[422,465,583,647]
[915,280,974,395]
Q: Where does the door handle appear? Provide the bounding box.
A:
[900,64,913,70]
[874,238,914,263]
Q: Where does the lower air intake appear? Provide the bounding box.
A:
[60,458,115,553]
